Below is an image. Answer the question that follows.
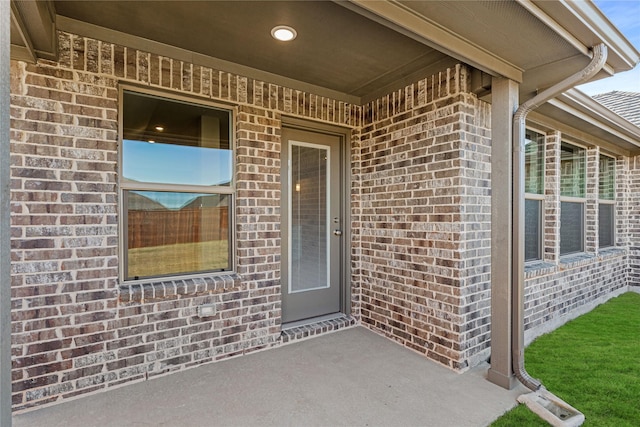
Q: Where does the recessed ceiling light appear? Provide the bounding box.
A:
[271,25,297,42]
[148,140,156,144]
[154,126,164,132]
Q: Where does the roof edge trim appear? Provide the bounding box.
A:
[541,89,640,152]
[529,109,633,157]
[562,89,640,141]
[555,0,640,70]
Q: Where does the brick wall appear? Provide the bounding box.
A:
[357,65,493,370]
[628,156,640,286]
[10,32,360,410]
[9,29,638,411]
[523,132,631,343]
[523,253,628,343]
[585,147,599,253]
[544,131,561,263]
[615,156,631,249]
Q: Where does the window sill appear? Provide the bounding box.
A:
[524,261,556,277]
[119,272,242,304]
[598,246,626,258]
[559,252,596,268]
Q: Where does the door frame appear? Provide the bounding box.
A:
[280,117,352,322]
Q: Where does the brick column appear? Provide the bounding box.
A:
[234,105,282,320]
[585,146,599,253]
[544,131,561,263]
[628,156,640,284]
[349,127,363,319]
[615,157,629,248]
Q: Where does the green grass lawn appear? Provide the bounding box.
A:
[492,292,640,427]
[128,240,229,278]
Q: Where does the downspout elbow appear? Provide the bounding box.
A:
[511,44,607,392]
[515,43,608,126]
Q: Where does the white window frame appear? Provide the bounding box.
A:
[118,86,236,283]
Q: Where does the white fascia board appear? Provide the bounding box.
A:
[527,0,640,72]
[549,89,640,149]
[563,89,640,138]
[562,0,640,69]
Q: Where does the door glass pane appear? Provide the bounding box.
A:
[126,191,230,279]
[290,143,329,292]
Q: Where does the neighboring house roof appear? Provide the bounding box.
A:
[593,91,640,127]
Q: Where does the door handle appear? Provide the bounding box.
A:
[333,229,343,236]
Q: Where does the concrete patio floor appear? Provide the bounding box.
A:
[13,326,528,427]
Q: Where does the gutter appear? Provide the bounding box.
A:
[548,90,640,154]
[512,43,608,391]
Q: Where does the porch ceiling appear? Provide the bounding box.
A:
[10,1,640,104]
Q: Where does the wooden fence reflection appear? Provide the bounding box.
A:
[128,206,229,249]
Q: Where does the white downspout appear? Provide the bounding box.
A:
[512,44,608,391]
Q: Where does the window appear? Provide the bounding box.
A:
[524,130,545,261]
[599,155,615,248]
[121,90,233,281]
[559,142,585,255]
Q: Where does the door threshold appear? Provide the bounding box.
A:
[281,313,357,344]
[282,312,345,330]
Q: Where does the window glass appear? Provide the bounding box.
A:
[599,204,614,248]
[524,130,545,262]
[122,91,232,187]
[599,155,615,248]
[525,130,545,194]
[123,140,232,187]
[122,91,233,280]
[560,143,585,198]
[126,192,230,280]
[525,199,541,261]
[560,201,584,255]
[599,155,615,200]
